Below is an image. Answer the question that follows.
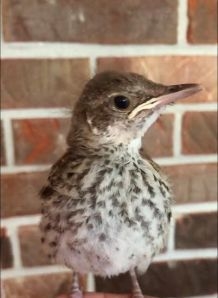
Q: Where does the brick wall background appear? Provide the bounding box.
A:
[1,0,217,298]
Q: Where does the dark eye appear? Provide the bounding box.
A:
[114,95,130,110]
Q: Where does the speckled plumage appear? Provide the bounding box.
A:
[40,145,171,276]
[39,71,201,297]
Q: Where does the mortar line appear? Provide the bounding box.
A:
[1,43,217,58]
[1,108,71,119]
[167,216,176,252]
[1,265,70,279]
[86,273,96,292]
[155,155,217,165]
[6,225,22,269]
[177,0,188,46]
[2,118,15,166]
[1,164,50,174]
[173,111,183,157]
[1,215,41,228]
[89,56,97,77]
[154,248,217,262]
[1,103,217,120]
[173,202,217,215]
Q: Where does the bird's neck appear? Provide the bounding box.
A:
[67,117,143,157]
[68,134,142,158]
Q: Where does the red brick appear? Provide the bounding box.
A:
[3,0,178,44]
[13,118,70,165]
[1,122,6,165]
[142,114,174,158]
[2,273,71,298]
[188,0,217,44]
[1,59,90,109]
[0,228,13,269]
[96,259,217,296]
[182,112,217,154]
[1,171,47,218]
[175,212,217,249]
[97,56,217,103]
[163,164,217,204]
[18,225,50,267]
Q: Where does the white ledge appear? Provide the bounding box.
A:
[154,248,217,262]
[1,43,217,58]
[1,103,216,120]
[1,265,70,279]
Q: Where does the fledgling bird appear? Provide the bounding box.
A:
[39,71,202,298]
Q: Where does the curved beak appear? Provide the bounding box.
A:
[128,83,203,119]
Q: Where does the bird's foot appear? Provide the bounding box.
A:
[132,292,144,298]
[130,268,144,298]
[68,271,83,298]
[69,289,83,298]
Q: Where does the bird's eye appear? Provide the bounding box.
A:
[114,95,130,110]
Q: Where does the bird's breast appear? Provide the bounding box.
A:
[42,154,172,275]
[65,157,169,243]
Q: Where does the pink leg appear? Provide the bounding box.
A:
[69,272,83,298]
[129,269,144,298]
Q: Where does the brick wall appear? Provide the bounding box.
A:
[1,0,217,298]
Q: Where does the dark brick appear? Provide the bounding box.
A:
[1,122,6,165]
[182,112,217,154]
[188,0,217,44]
[1,59,90,109]
[0,228,13,269]
[18,225,50,267]
[96,259,217,297]
[1,171,48,218]
[164,164,217,204]
[13,118,70,165]
[97,56,217,103]
[176,212,218,249]
[3,0,178,44]
[2,273,72,298]
[142,114,174,157]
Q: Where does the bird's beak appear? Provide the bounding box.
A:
[128,83,203,119]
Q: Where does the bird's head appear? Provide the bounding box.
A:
[68,71,202,151]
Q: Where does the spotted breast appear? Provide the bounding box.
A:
[40,147,172,277]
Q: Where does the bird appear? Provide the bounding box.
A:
[39,71,202,298]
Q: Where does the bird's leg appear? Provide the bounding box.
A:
[129,268,144,298]
[69,272,83,298]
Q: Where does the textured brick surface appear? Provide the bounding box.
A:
[163,164,217,204]
[188,0,218,44]
[182,112,217,154]
[2,273,71,298]
[13,118,70,165]
[1,59,90,109]
[3,0,178,44]
[1,122,6,165]
[1,171,47,218]
[142,114,174,157]
[0,228,13,269]
[96,259,217,296]
[176,212,217,249]
[18,225,50,267]
[97,56,217,103]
